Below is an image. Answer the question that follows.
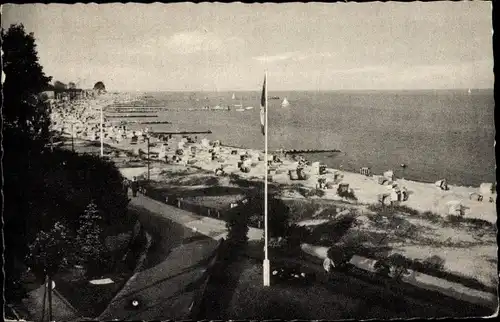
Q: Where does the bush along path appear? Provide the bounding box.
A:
[96,230,152,320]
[51,225,151,319]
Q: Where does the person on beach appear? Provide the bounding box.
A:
[323,256,335,281]
[131,176,138,197]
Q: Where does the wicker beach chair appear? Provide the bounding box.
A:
[360,167,371,176]
[469,192,483,202]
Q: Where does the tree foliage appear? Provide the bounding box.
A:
[232,194,292,238]
[26,222,72,277]
[2,24,53,151]
[74,202,106,267]
[2,24,131,310]
[225,207,250,257]
[54,80,67,91]
[93,81,106,92]
[3,24,55,304]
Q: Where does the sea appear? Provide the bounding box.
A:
[112,89,495,187]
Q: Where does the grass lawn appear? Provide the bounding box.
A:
[212,256,486,320]
[54,274,128,318]
[54,226,147,318]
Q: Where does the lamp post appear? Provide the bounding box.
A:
[146,136,150,181]
[71,123,75,152]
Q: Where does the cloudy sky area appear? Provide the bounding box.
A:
[2,2,493,91]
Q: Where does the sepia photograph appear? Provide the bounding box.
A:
[2,1,497,321]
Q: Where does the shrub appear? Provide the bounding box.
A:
[287,224,309,249]
[337,188,357,201]
[268,237,288,249]
[306,188,325,198]
[445,214,463,227]
[422,255,446,270]
[309,215,356,245]
[224,207,249,260]
[373,260,391,277]
[327,245,354,266]
[387,253,411,280]
[460,217,495,230]
[421,211,441,223]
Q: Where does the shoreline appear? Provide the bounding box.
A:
[50,94,496,225]
[52,94,496,293]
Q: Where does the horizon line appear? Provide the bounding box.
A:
[104,88,494,93]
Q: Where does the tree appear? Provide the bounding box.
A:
[2,24,53,305]
[73,202,106,271]
[267,198,291,238]
[93,81,106,93]
[225,207,249,259]
[235,194,292,238]
[68,82,76,89]
[26,221,72,322]
[2,24,53,151]
[53,80,67,91]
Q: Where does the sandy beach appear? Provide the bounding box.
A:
[52,93,497,289]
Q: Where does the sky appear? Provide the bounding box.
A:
[1,2,493,91]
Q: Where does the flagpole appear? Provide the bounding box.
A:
[100,106,104,157]
[263,70,270,287]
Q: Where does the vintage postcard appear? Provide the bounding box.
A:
[2,1,496,320]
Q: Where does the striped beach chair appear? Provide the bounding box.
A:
[360,167,371,176]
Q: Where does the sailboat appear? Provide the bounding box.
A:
[467,88,472,95]
[234,98,245,111]
[232,93,236,100]
[281,97,290,108]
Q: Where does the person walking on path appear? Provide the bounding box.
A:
[323,256,335,282]
[123,178,130,195]
[131,176,138,197]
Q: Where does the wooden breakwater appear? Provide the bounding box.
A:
[106,107,172,111]
[105,109,165,113]
[105,120,171,125]
[137,121,171,125]
[277,149,342,155]
[105,114,159,118]
[150,130,212,136]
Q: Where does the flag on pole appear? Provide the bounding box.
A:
[259,74,267,135]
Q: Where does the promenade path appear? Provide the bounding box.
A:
[98,195,221,320]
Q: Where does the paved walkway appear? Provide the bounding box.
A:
[128,193,497,310]
[129,194,263,241]
[22,286,80,322]
[98,194,220,321]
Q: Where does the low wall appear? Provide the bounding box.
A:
[188,238,226,319]
[142,186,227,221]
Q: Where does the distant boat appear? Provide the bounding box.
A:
[270,96,280,100]
[232,93,236,100]
[281,97,290,108]
[468,88,472,95]
[245,106,254,110]
[234,98,245,110]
